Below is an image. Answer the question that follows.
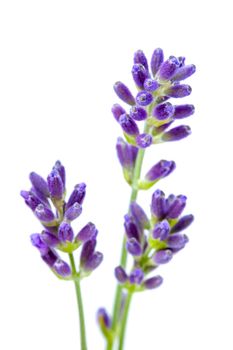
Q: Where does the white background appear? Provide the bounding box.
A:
[0,0,232,349]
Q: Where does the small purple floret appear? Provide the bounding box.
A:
[136,91,153,106]
[114,81,135,106]
[65,202,82,221]
[153,220,170,240]
[47,169,64,200]
[171,214,194,233]
[144,78,159,92]
[143,275,163,289]
[58,222,74,242]
[153,102,175,121]
[130,106,147,121]
[66,183,86,209]
[151,48,164,76]
[154,249,173,264]
[115,266,128,283]
[126,238,142,256]
[35,204,55,222]
[146,160,176,182]
[54,259,71,277]
[132,63,149,89]
[162,125,191,141]
[136,133,152,148]
[111,104,126,122]
[76,222,97,242]
[129,268,144,284]
[134,50,149,71]
[119,114,139,136]
[165,84,192,98]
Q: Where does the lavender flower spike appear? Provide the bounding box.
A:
[114,81,135,105]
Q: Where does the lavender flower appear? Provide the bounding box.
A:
[21,161,103,279]
[112,48,195,163]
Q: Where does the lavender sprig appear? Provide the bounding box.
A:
[104,48,195,350]
[21,161,103,350]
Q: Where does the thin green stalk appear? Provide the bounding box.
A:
[106,125,149,350]
[69,253,88,350]
[118,292,133,350]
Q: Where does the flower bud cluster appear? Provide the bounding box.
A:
[21,161,103,279]
[112,48,195,158]
[114,192,194,292]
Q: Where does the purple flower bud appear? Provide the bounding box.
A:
[130,202,150,230]
[35,204,55,222]
[126,238,142,256]
[130,106,147,121]
[119,114,139,136]
[47,170,64,199]
[53,161,66,187]
[153,121,174,134]
[65,202,82,221]
[144,78,159,92]
[162,125,191,141]
[151,189,168,219]
[153,102,175,121]
[66,183,86,209]
[97,308,111,329]
[115,266,128,283]
[124,215,141,242]
[167,195,187,219]
[167,234,187,249]
[134,50,149,71]
[136,91,153,106]
[165,84,192,98]
[152,220,170,240]
[114,81,135,106]
[111,104,126,121]
[80,239,97,266]
[158,57,179,80]
[41,249,58,267]
[83,251,103,271]
[171,214,194,233]
[146,160,176,182]
[29,172,49,198]
[76,222,97,242]
[30,233,49,254]
[132,64,149,89]
[151,48,164,76]
[21,190,42,210]
[116,137,138,169]
[143,275,163,289]
[58,222,74,242]
[136,133,152,148]
[54,259,71,277]
[129,268,144,284]
[154,249,173,264]
[172,64,196,82]
[42,231,60,247]
[173,104,195,119]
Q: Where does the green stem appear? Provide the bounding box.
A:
[69,253,88,350]
[107,125,149,350]
[118,292,133,350]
